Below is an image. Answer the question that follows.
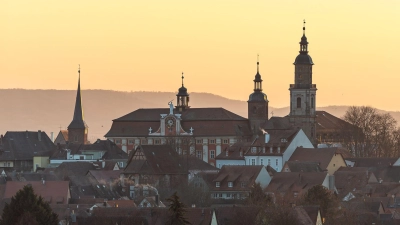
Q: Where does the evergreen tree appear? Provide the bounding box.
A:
[0,185,58,225]
[165,192,191,225]
[246,182,272,207]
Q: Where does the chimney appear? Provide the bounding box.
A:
[277,146,281,153]
[42,178,45,185]
[50,132,54,142]
[264,133,270,144]
[155,194,159,207]
[102,161,105,168]
[38,130,41,141]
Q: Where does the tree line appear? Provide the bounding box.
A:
[341,106,400,158]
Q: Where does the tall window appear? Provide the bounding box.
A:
[260,159,264,165]
[251,159,256,165]
[276,159,279,166]
[196,151,202,159]
[210,150,215,159]
[268,159,271,165]
[297,97,301,108]
[311,97,314,108]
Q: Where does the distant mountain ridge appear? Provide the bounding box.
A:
[1,89,399,142]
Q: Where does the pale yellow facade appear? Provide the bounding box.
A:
[326,154,346,175]
[33,156,49,171]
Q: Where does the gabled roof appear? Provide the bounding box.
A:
[87,170,120,184]
[285,161,324,172]
[124,145,187,175]
[54,162,97,178]
[1,131,55,160]
[265,172,328,194]
[115,108,247,122]
[261,116,292,130]
[216,142,248,160]
[184,156,219,171]
[210,165,264,191]
[3,181,70,204]
[60,130,68,141]
[289,147,343,170]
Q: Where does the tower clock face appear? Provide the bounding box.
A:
[165,117,176,128]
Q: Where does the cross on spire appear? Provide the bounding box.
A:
[181,72,184,87]
[257,54,259,73]
[189,127,194,134]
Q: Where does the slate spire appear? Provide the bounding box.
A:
[68,65,88,129]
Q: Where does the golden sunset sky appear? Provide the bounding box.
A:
[1,1,399,110]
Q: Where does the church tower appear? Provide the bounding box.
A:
[176,72,190,112]
[67,66,88,144]
[248,57,269,135]
[289,20,317,144]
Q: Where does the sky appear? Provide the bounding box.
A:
[1,1,400,110]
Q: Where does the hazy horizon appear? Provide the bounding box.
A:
[2,1,400,111]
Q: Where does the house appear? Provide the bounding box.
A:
[50,139,128,167]
[265,172,333,201]
[334,167,379,199]
[137,196,165,208]
[216,128,314,172]
[123,145,188,189]
[3,181,70,204]
[282,161,324,173]
[288,147,347,175]
[205,165,271,200]
[315,111,352,145]
[0,131,56,172]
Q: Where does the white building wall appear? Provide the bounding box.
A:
[282,129,314,163]
[255,167,271,189]
[216,159,245,169]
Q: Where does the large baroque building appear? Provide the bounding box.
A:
[105,22,325,165]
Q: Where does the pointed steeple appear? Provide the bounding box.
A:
[176,72,190,112]
[294,20,314,65]
[68,65,88,130]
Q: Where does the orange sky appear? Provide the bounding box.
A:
[1,1,400,110]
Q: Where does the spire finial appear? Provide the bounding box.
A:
[303,19,306,35]
[181,72,184,87]
[257,54,259,73]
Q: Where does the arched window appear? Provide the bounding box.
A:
[296,97,301,108]
[311,97,314,108]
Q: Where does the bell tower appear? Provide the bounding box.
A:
[289,20,317,144]
[176,72,190,112]
[248,56,269,135]
[67,65,88,144]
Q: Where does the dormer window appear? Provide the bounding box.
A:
[241,182,245,188]
[251,147,257,153]
[216,182,220,187]
[228,182,233,187]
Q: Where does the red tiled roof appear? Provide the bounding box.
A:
[3,181,70,204]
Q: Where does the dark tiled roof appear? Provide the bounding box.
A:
[54,162,97,178]
[216,142,247,160]
[124,145,187,175]
[87,170,120,184]
[265,172,328,195]
[301,205,321,225]
[345,157,397,168]
[210,165,264,191]
[1,131,56,160]
[105,120,252,137]
[115,108,247,122]
[316,111,351,132]
[334,168,373,198]
[293,206,315,225]
[289,147,343,170]
[184,156,218,171]
[215,206,260,225]
[4,181,70,204]
[261,117,292,130]
[285,161,324,172]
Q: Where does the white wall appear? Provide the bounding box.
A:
[283,129,314,163]
[255,166,271,189]
[216,159,245,169]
